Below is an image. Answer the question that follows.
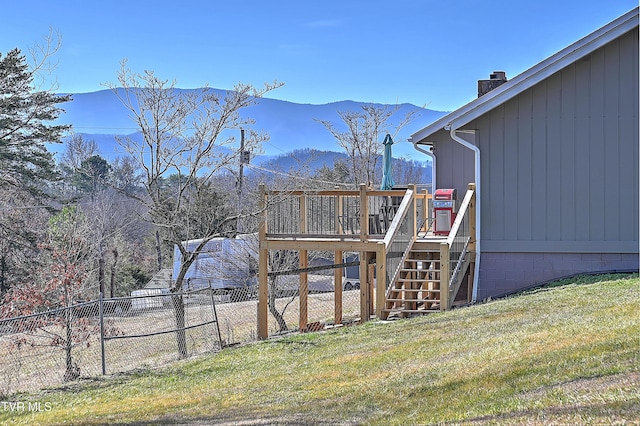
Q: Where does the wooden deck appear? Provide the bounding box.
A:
[257,183,476,339]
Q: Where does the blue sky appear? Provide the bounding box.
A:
[1,1,636,111]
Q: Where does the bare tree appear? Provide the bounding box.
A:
[107,62,281,357]
[59,134,99,171]
[316,104,417,187]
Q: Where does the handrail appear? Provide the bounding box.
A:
[382,189,414,247]
[445,189,473,247]
[440,187,475,310]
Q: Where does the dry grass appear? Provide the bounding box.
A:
[0,274,637,425]
[0,290,361,395]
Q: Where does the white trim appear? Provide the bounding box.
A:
[482,240,639,253]
[410,7,639,144]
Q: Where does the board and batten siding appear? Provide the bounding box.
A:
[430,128,475,199]
[464,27,639,254]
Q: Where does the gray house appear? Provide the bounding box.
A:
[410,8,639,300]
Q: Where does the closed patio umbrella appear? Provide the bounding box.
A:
[380,133,395,190]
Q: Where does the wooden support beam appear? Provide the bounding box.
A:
[368,257,375,315]
[261,238,376,252]
[359,251,372,321]
[408,184,417,236]
[449,254,471,303]
[376,242,387,320]
[467,254,475,303]
[300,194,307,235]
[359,184,368,242]
[468,183,477,253]
[422,189,429,233]
[440,242,450,311]
[334,250,343,325]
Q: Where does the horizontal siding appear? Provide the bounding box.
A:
[470,27,638,252]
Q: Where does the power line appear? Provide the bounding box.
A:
[245,164,353,187]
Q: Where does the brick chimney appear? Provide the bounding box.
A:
[478,71,507,97]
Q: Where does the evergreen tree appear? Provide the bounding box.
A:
[0,47,71,295]
[0,48,71,199]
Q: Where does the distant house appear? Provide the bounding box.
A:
[410,8,639,299]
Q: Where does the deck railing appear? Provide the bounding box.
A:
[265,186,412,239]
[373,187,417,315]
[440,184,476,310]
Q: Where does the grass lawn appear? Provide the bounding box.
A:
[1,273,638,425]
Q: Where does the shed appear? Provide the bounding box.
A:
[410,8,639,299]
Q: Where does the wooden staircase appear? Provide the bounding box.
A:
[383,240,443,318]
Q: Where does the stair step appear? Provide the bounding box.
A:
[395,283,440,287]
[398,273,440,277]
[399,268,439,273]
[389,287,440,292]
[382,308,440,313]
[386,298,440,303]
[391,287,440,292]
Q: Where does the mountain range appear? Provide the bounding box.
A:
[52,88,447,170]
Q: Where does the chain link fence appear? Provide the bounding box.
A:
[0,274,361,396]
[0,288,222,396]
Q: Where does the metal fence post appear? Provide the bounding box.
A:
[99,292,106,375]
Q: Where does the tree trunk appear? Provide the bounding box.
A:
[171,292,188,359]
[170,255,197,359]
[98,256,105,296]
[0,254,7,296]
[155,230,163,272]
[63,297,79,381]
[268,278,288,332]
[110,248,118,298]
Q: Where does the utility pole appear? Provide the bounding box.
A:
[237,129,248,234]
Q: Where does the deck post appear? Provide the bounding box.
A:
[368,258,375,315]
[467,183,477,303]
[300,193,307,235]
[422,189,430,234]
[468,183,477,253]
[359,184,369,321]
[375,242,386,319]
[360,251,374,322]
[257,184,269,339]
[334,250,343,325]
[359,184,368,241]
[408,184,417,237]
[440,241,450,311]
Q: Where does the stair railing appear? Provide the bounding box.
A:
[440,185,476,310]
[375,186,416,314]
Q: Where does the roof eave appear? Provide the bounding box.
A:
[410,7,639,144]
